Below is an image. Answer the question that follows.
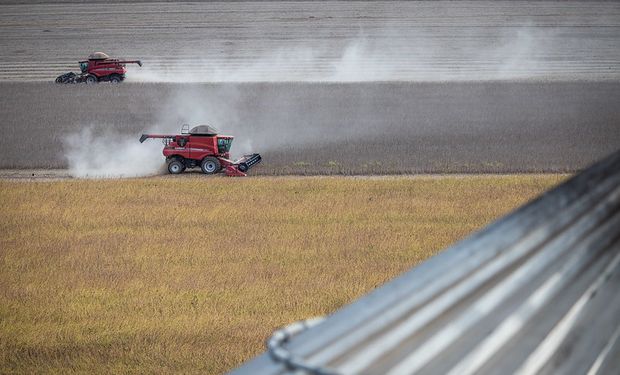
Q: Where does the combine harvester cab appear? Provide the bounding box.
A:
[139,125,261,177]
[55,52,142,84]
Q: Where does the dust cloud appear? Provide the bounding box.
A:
[64,127,163,178]
[62,27,560,178]
[130,28,553,83]
[63,87,252,178]
[152,85,253,155]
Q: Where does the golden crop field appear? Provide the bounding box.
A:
[0,175,565,374]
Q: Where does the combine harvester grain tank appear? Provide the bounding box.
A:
[140,125,261,177]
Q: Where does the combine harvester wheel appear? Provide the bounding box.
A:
[109,74,122,83]
[201,157,221,174]
[168,160,185,174]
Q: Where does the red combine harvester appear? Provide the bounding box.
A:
[140,125,262,177]
[55,52,142,84]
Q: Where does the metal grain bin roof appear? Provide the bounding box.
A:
[230,150,620,375]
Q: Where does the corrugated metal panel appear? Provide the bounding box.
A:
[231,150,620,375]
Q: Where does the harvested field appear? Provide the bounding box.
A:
[0,81,618,174]
[0,174,566,374]
[1,1,618,176]
[0,1,619,82]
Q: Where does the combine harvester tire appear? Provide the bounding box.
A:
[109,74,122,83]
[201,157,221,174]
[168,160,185,174]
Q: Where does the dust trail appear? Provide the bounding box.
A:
[129,28,555,83]
[64,127,163,178]
[63,88,251,178]
[150,85,256,158]
[63,27,557,178]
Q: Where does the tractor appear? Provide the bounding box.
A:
[139,125,262,176]
[55,52,142,84]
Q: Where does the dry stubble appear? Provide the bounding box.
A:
[0,175,565,373]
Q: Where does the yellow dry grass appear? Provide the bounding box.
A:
[0,175,566,374]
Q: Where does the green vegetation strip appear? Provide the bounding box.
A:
[0,175,565,374]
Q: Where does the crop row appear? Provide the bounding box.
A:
[0,82,618,174]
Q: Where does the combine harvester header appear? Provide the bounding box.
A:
[140,124,261,177]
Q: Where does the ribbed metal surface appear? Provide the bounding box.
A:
[231,150,620,375]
